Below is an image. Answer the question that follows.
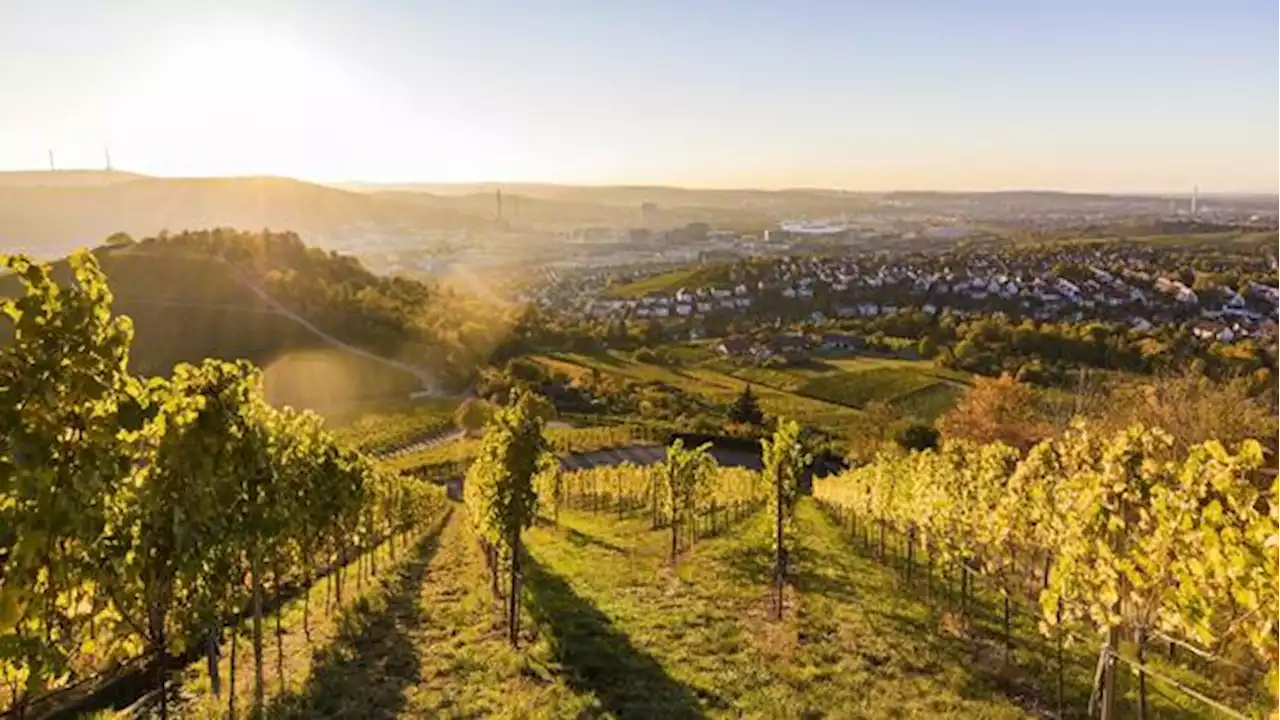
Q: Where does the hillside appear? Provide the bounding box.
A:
[0,231,475,412]
[0,169,146,187]
[521,348,966,444]
[0,175,492,258]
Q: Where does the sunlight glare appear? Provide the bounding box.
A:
[108,26,406,178]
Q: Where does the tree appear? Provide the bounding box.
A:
[895,423,940,452]
[0,252,449,717]
[454,398,492,436]
[104,231,135,248]
[918,336,939,359]
[463,392,550,646]
[763,419,809,620]
[644,319,664,345]
[846,401,901,465]
[937,374,1050,452]
[729,384,765,426]
[522,392,557,422]
[1089,371,1279,458]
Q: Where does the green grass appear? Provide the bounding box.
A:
[711,355,971,422]
[812,501,1269,719]
[135,499,1249,718]
[602,266,730,299]
[532,348,973,436]
[178,501,1053,717]
[801,367,939,407]
[129,511,453,719]
[536,351,870,436]
[891,382,965,421]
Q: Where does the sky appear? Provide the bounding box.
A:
[0,0,1276,192]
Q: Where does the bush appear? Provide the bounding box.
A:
[895,423,940,452]
[454,398,493,435]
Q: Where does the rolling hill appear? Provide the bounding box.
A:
[0,173,494,258]
[0,233,442,414]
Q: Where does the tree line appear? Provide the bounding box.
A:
[116,229,518,391]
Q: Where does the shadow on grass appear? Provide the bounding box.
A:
[264,512,450,719]
[803,510,1214,720]
[715,541,773,586]
[524,556,705,719]
[563,527,630,555]
[790,542,871,604]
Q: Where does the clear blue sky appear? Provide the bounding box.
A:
[1,0,1275,192]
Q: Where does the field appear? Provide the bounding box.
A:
[531,349,971,439]
[722,357,969,421]
[140,501,1065,718]
[602,266,731,299]
[331,397,461,453]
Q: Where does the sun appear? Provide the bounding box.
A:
[107,26,392,177]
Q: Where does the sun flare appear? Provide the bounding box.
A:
[107,26,397,178]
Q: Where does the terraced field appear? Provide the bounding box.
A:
[533,349,970,436]
[537,351,868,435]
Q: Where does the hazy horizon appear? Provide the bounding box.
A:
[2,0,1276,194]
[2,167,1278,199]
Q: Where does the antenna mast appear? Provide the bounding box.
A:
[105,146,113,172]
[48,149,55,172]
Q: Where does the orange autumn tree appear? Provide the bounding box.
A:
[937,373,1050,452]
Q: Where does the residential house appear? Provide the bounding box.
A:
[820,333,863,352]
[717,336,755,356]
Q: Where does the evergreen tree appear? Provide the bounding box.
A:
[729,384,765,426]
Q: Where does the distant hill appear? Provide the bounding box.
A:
[342,181,873,210]
[343,183,877,231]
[0,175,492,258]
[0,169,147,187]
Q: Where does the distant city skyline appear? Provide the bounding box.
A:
[1,0,1276,193]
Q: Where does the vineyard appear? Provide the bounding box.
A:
[530,350,971,444]
[4,251,1278,719]
[330,398,460,455]
[385,423,672,483]
[0,253,447,718]
[813,426,1278,718]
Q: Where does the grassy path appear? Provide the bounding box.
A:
[265,509,590,719]
[519,504,1033,718]
[787,500,1032,718]
[130,513,450,719]
[158,501,1047,718]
